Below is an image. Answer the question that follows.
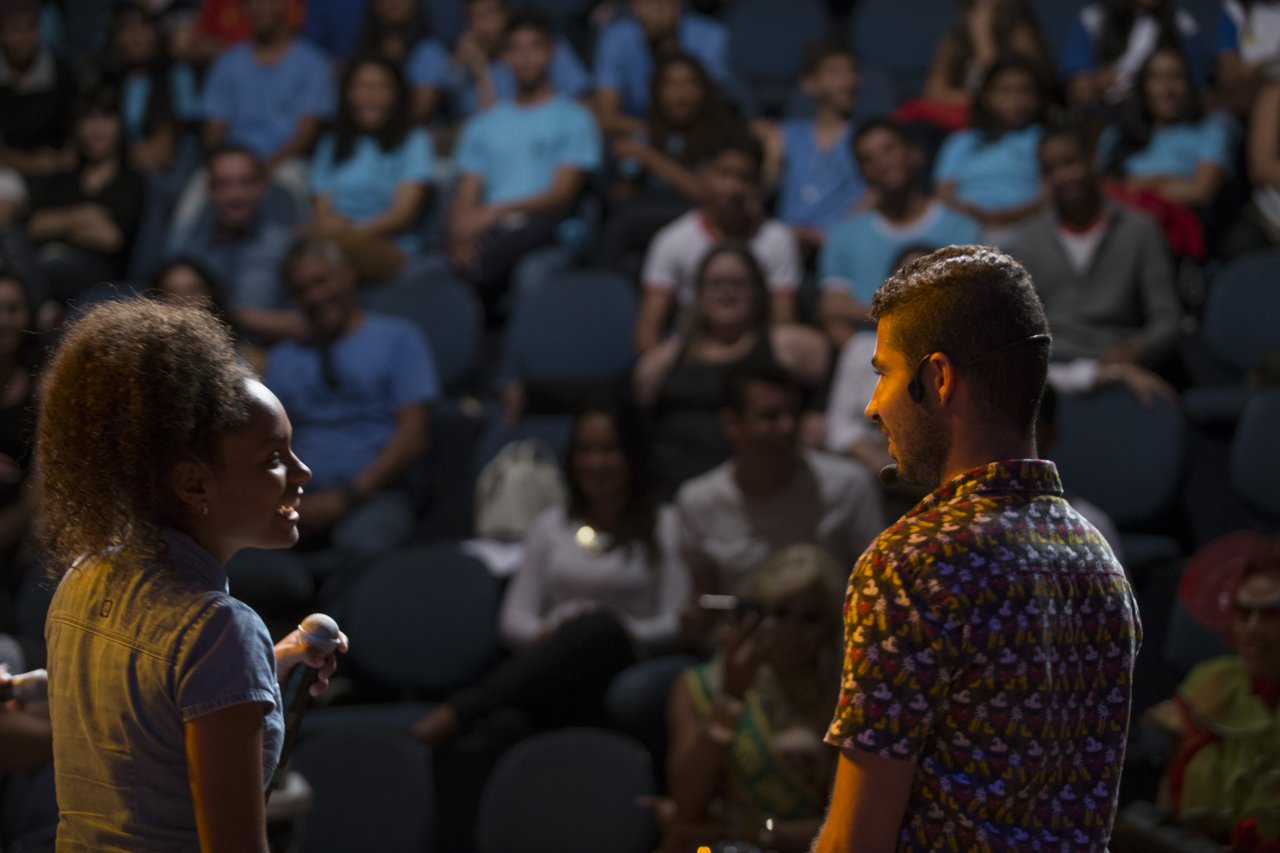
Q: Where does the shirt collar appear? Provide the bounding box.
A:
[908,459,1064,518]
[160,527,230,592]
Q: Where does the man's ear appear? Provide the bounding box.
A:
[169,460,212,515]
[929,352,960,406]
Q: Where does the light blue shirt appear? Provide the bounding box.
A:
[933,125,1044,212]
[455,95,601,206]
[46,528,283,851]
[310,129,435,252]
[775,119,864,231]
[120,64,201,144]
[265,313,440,488]
[1119,119,1233,179]
[409,37,591,118]
[820,200,983,303]
[201,40,336,160]
[166,212,294,311]
[594,13,729,116]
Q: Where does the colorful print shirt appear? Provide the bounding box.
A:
[826,460,1141,850]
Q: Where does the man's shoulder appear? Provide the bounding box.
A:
[209,42,254,74]
[804,449,875,495]
[651,209,702,248]
[355,312,428,348]
[675,461,735,512]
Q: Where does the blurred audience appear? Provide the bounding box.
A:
[309,56,434,281]
[634,132,799,353]
[933,56,1049,239]
[634,243,829,499]
[922,0,1053,110]
[1216,0,1280,116]
[754,40,865,254]
[412,398,688,748]
[1231,77,1280,254]
[0,273,37,583]
[819,121,981,348]
[660,545,843,853]
[676,361,882,648]
[1063,0,1206,107]
[0,0,77,179]
[1006,122,1182,371]
[447,12,601,306]
[265,238,437,562]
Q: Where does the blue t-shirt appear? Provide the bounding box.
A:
[820,200,983,303]
[310,128,435,252]
[775,119,865,231]
[165,213,294,312]
[410,36,591,118]
[1117,118,1233,178]
[120,64,201,144]
[265,313,440,488]
[304,0,465,59]
[455,95,601,206]
[933,125,1044,212]
[201,39,336,160]
[1061,4,1206,88]
[594,13,729,116]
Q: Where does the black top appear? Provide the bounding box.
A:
[30,165,147,277]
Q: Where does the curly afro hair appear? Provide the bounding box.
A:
[37,298,254,572]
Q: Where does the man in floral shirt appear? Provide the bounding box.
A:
[812,245,1141,852]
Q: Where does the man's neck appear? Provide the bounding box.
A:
[812,105,850,140]
[252,29,290,59]
[940,431,1036,488]
[1058,198,1104,231]
[878,187,929,225]
[514,82,553,106]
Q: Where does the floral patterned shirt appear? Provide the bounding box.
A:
[826,460,1141,851]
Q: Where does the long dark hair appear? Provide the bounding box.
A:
[352,0,434,64]
[1106,46,1202,175]
[1096,0,1184,66]
[647,53,736,170]
[332,56,413,166]
[565,396,660,566]
[970,55,1048,142]
[96,1,178,140]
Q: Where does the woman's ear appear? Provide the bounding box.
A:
[169,460,212,517]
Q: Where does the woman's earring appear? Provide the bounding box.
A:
[199,503,209,517]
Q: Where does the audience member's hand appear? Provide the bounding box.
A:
[449,234,480,270]
[610,135,650,163]
[274,627,350,697]
[1100,361,1178,406]
[1098,341,1141,368]
[721,613,775,700]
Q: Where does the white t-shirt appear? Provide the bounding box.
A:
[1055,218,1108,276]
[641,209,801,305]
[1223,0,1280,66]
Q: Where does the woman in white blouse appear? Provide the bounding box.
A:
[411,397,689,747]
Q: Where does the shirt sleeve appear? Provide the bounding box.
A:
[454,116,486,178]
[298,49,337,119]
[696,19,731,83]
[399,128,435,185]
[818,221,855,293]
[498,510,557,648]
[1198,117,1234,171]
[825,549,963,761]
[552,37,593,97]
[640,221,683,291]
[200,53,236,122]
[759,222,801,292]
[175,597,279,721]
[932,131,970,184]
[594,21,630,92]
[390,321,441,405]
[557,104,603,172]
[1061,17,1096,78]
[621,508,691,648]
[406,39,450,87]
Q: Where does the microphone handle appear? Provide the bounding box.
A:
[267,664,321,801]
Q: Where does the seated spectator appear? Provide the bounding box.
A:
[1215,0,1280,116]
[352,0,437,68]
[635,133,800,353]
[754,40,865,254]
[921,0,1054,111]
[594,0,730,137]
[819,121,981,348]
[264,238,438,561]
[96,1,201,177]
[933,56,1048,239]
[1228,77,1280,254]
[26,89,145,327]
[183,0,305,66]
[165,145,302,343]
[411,398,688,748]
[199,0,334,204]
[1006,122,1183,370]
[634,243,829,499]
[309,56,434,280]
[1063,0,1205,107]
[415,0,590,121]
[676,362,883,647]
[0,0,77,178]
[600,53,736,276]
[447,12,601,305]
[1106,47,1231,213]
[149,256,236,336]
[659,545,842,853]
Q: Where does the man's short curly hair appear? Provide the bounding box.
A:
[871,244,1051,434]
[37,299,254,571]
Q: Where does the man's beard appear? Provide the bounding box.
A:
[893,407,951,491]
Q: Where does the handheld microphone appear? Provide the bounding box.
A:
[0,669,48,703]
[878,464,899,487]
[268,613,342,801]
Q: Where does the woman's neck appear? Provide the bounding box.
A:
[582,495,627,531]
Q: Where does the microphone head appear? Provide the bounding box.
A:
[878,464,899,487]
[297,613,342,655]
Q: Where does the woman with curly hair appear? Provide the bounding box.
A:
[39,299,345,852]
